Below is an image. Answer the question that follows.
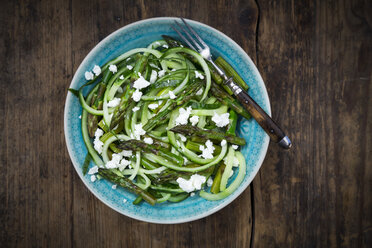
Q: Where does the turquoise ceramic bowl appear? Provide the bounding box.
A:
[64,17,270,224]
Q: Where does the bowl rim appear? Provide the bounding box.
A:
[64,17,270,224]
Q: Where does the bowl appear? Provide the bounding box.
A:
[64,17,270,224]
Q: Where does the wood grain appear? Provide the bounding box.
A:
[0,0,371,247]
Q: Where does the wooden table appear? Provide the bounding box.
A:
[1,0,371,247]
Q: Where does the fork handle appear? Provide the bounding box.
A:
[225,78,292,149]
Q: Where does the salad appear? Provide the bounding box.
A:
[69,36,252,205]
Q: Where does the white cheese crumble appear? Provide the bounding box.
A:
[221,139,227,146]
[233,156,240,167]
[112,184,117,189]
[232,145,239,150]
[149,70,158,84]
[93,128,104,154]
[123,199,127,203]
[148,103,159,110]
[155,41,161,46]
[132,89,142,102]
[199,140,215,159]
[212,112,230,127]
[126,65,133,70]
[190,192,195,197]
[189,115,199,126]
[158,70,166,77]
[176,174,206,193]
[168,90,176,99]
[195,70,205,79]
[133,76,151,90]
[120,150,133,157]
[106,153,123,168]
[179,134,187,142]
[149,63,160,70]
[132,106,140,112]
[109,64,117,73]
[78,115,81,119]
[133,123,146,139]
[107,97,121,108]
[119,75,124,80]
[207,177,213,187]
[88,166,99,175]
[90,175,96,182]
[163,44,169,49]
[175,106,192,126]
[229,170,234,178]
[119,158,131,171]
[196,88,203,96]
[85,71,94,80]
[93,65,101,76]
[144,137,153,144]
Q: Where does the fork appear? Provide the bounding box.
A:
[171,18,292,149]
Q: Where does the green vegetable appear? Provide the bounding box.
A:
[74,37,250,205]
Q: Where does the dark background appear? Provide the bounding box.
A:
[1,0,371,247]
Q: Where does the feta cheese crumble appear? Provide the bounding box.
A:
[133,123,146,139]
[93,65,101,76]
[90,175,96,182]
[233,156,240,167]
[176,174,207,193]
[221,139,227,146]
[109,64,117,73]
[179,134,187,142]
[196,88,203,96]
[148,103,159,110]
[207,177,213,187]
[212,112,230,127]
[106,153,123,168]
[163,44,169,49]
[175,106,192,126]
[232,145,239,150]
[199,140,215,159]
[123,199,127,203]
[112,184,117,189]
[149,70,158,84]
[132,107,140,112]
[78,115,81,119]
[85,71,94,80]
[133,76,150,90]
[195,70,205,79]
[107,97,121,108]
[158,70,166,77]
[126,65,133,70]
[88,166,99,175]
[119,75,124,80]
[144,137,153,144]
[120,150,133,157]
[132,89,142,102]
[93,128,104,154]
[190,192,195,197]
[189,115,199,126]
[168,90,176,99]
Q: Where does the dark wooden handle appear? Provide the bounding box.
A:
[233,85,290,147]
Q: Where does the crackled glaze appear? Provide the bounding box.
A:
[64,17,270,224]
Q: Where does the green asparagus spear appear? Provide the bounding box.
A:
[170,125,246,146]
[98,168,156,205]
[210,163,226,194]
[86,83,106,137]
[117,140,184,166]
[215,56,249,91]
[143,80,203,131]
[210,81,251,120]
